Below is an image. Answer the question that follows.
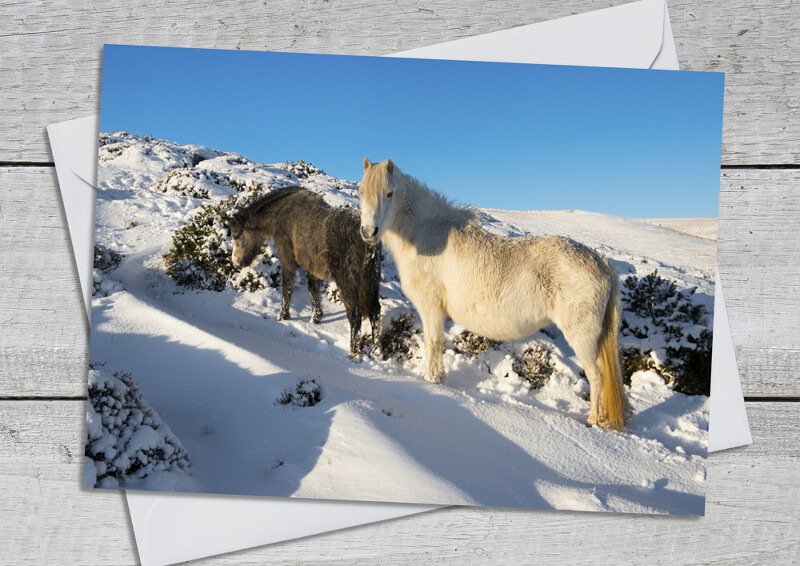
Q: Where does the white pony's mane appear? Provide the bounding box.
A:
[396,171,477,227]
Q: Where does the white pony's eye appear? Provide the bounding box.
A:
[387,190,394,198]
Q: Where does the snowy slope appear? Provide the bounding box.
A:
[638,218,718,241]
[88,132,712,515]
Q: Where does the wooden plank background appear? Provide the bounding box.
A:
[1,1,798,563]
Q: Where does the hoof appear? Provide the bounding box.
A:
[423,373,444,384]
[277,310,290,321]
[311,312,323,324]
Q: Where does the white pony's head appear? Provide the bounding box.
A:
[359,157,401,244]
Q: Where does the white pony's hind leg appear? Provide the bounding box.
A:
[563,329,606,426]
[419,304,446,383]
[581,354,605,426]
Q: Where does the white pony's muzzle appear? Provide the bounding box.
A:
[360,224,379,243]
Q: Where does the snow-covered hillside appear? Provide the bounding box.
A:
[88,132,713,515]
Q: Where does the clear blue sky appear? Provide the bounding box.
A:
[100,45,724,218]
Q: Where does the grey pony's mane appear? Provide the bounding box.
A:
[234,186,306,223]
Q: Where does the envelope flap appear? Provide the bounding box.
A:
[708,268,753,451]
[48,115,100,187]
[392,0,667,70]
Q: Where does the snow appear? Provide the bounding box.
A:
[87,132,713,515]
[638,218,718,241]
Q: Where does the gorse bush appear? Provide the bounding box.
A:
[451,329,553,390]
[276,379,323,407]
[452,330,500,358]
[377,311,419,362]
[84,365,190,488]
[511,344,555,390]
[622,270,707,340]
[620,270,712,396]
[277,160,322,179]
[99,131,218,168]
[154,168,260,199]
[163,191,281,292]
[94,244,124,273]
[663,329,713,396]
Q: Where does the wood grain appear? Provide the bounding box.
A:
[0,167,88,398]
[2,167,798,397]
[718,169,800,396]
[2,1,799,563]
[0,0,798,164]
[2,400,797,564]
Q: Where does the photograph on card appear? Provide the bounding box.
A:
[85,45,723,515]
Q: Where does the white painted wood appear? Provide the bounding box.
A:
[718,169,800,396]
[1,400,797,564]
[0,0,798,164]
[0,167,88,397]
[2,167,798,397]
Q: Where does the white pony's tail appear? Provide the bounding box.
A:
[598,277,629,430]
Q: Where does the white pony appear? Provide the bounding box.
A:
[359,158,629,430]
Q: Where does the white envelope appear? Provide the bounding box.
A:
[48,1,751,564]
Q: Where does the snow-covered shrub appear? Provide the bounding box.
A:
[621,347,657,387]
[511,344,555,390]
[98,141,130,161]
[620,270,712,396]
[663,330,713,396]
[622,270,707,340]
[84,364,190,488]
[92,269,124,297]
[154,167,263,199]
[377,311,419,362]
[277,159,322,179]
[94,244,123,273]
[277,379,322,407]
[92,244,125,297]
[99,131,219,169]
[452,330,499,358]
[163,192,281,292]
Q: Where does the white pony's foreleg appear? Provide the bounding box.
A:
[419,304,445,383]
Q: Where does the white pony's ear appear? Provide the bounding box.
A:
[386,159,394,175]
[363,157,372,170]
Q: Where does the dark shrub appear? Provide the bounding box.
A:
[452,330,500,358]
[163,192,281,292]
[511,344,555,389]
[377,311,419,362]
[277,379,322,407]
[620,270,712,395]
